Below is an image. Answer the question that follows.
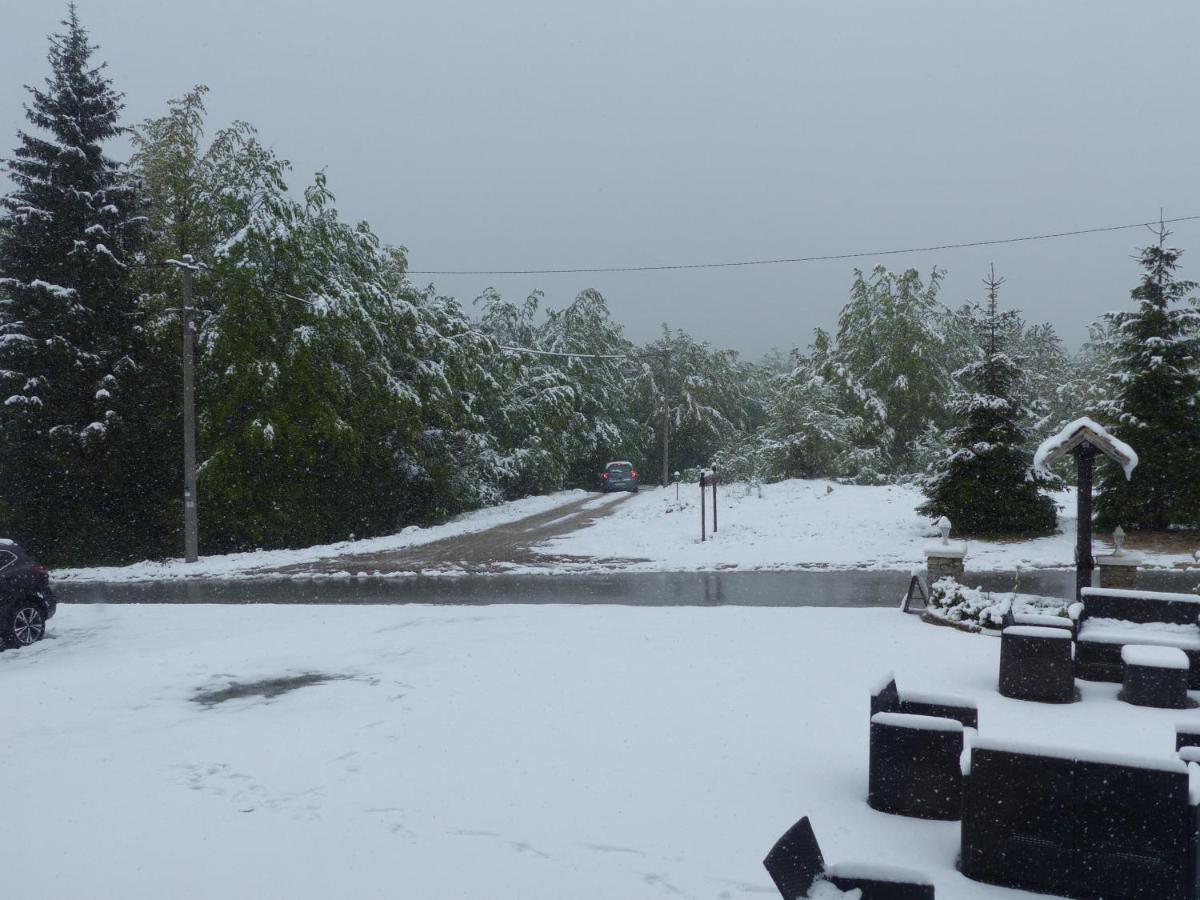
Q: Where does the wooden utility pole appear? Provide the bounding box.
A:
[660,349,670,487]
[170,255,200,563]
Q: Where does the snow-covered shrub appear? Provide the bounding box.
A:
[925,577,1069,631]
[926,578,1011,630]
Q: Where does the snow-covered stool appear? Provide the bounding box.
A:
[998,625,1074,703]
[961,737,1199,899]
[1177,745,1200,765]
[869,673,978,728]
[1176,721,1200,751]
[762,815,935,899]
[868,712,964,820]
[1121,645,1191,709]
[1002,609,1075,635]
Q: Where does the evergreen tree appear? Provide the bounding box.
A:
[919,268,1057,535]
[0,6,166,563]
[1095,230,1200,529]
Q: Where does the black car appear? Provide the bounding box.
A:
[600,460,640,493]
[0,540,54,648]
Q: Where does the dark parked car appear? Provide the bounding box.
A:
[0,539,54,648]
[600,460,640,493]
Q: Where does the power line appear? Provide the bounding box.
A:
[406,214,1200,276]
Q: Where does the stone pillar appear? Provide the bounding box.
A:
[925,542,968,585]
[1095,552,1141,590]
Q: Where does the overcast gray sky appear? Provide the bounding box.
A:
[3,0,1198,358]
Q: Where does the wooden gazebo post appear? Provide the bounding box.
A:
[1032,418,1138,602]
[1071,443,1099,601]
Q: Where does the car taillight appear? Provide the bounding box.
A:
[631,470,638,479]
[601,472,609,480]
[31,564,49,582]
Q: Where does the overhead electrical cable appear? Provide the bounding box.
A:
[405,214,1200,276]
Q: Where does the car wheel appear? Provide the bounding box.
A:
[3,601,45,648]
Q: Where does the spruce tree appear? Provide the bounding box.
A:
[1094,229,1200,529]
[919,267,1057,535]
[0,5,160,562]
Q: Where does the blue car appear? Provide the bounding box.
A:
[600,461,640,493]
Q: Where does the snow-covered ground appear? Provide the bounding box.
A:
[56,489,591,583]
[55,480,1200,583]
[538,480,1198,573]
[8,603,1200,899]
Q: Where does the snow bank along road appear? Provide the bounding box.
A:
[57,479,1200,585]
[9,602,1196,898]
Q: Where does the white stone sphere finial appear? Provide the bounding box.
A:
[937,516,952,545]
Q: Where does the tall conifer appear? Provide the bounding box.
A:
[0,6,164,562]
[919,267,1057,534]
[1095,229,1200,529]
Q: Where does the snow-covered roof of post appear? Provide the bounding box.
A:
[1032,417,1138,481]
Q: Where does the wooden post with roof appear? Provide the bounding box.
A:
[1033,418,1139,600]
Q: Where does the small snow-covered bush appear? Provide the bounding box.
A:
[926,578,1010,630]
[925,578,1069,632]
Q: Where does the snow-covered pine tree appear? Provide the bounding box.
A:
[0,6,167,563]
[1094,230,1200,529]
[919,267,1057,535]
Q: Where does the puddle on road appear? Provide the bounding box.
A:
[193,672,348,707]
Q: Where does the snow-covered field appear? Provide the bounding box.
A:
[539,480,1197,573]
[8,602,1200,899]
[56,489,590,583]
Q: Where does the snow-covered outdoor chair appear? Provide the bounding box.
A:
[998,625,1075,703]
[762,816,935,899]
[961,737,1200,899]
[868,712,965,820]
[1074,587,1200,689]
[870,673,978,729]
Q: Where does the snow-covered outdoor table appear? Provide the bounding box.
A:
[998,625,1075,704]
[1121,644,1191,709]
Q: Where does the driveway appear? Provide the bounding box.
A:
[270,491,642,576]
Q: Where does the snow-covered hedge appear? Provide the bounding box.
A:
[925,577,1068,632]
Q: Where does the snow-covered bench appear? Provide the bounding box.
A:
[763,815,935,899]
[961,737,1200,899]
[869,673,978,729]
[1074,587,1200,689]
